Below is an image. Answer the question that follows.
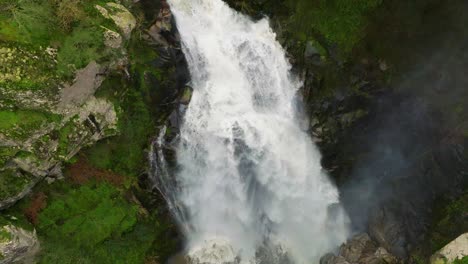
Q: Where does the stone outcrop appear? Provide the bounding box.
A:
[0,3,141,210]
[430,233,468,264]
[95,3,137,39]
[0,225,40,264]
[321,233,400,264]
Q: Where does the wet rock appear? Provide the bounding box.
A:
[320,254,350,264]
[430,233,468,264]
[180,86,193,105]
[322,233,400,264]
[368,208,407,259]
[147,3,175,47]
[304,41,322,66]
[0,225,40,264]
[339,233,374,262]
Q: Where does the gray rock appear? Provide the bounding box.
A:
[0,225,40,264]
[430,233,468,264]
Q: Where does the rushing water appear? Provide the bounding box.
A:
[158,0,350,263]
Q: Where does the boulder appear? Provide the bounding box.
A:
[96,3,136,39]
[103,29,123,49]
[322,233,400,264]
[0,225,39,264]
[430,233,468,264]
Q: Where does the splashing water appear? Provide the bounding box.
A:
[161,0,350,262]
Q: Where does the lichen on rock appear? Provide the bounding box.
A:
[95,3,137,39]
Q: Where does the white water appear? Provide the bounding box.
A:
[166,0,349,263]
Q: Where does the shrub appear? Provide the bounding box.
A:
[50,0,84,31]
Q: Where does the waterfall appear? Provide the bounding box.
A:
[161,0,350,262]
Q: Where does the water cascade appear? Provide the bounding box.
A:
[156,0,350,262]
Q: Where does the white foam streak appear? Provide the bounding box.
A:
[167,0,350,262]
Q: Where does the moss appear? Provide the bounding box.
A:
[56,25,106,78]
[429,192,468,251]
[33,177,176,264]
[454,256,468,264]
[411,191,468,262]
[0,110,61,140]
[0,147,18,167]
[57,116,79,158]
[0,0,57,44]
[85,39,162,177]
[0,44,58,91]
[287,0,382,57]
[0,228,12,243]
[0,0,120,83]
[38,183,138,247]
[0,169,33,201]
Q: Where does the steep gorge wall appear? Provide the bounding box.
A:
[226,0,468,263]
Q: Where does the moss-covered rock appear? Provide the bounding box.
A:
[0,225,40,263]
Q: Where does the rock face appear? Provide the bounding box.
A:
[430,233,468,264]
[0,2,141,210]
[95,3,137,39]
[0,225,40,264]
[321,233,400,264]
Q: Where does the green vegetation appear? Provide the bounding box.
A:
[37,183,138,250]
[0,227,12,243]
[0,147,18,167]
[0,169,33,201]
[0,110,61,139]
[85,75,155,177]
[31,175,177,263]
[85,36,168,177]
[56,26,106,78]
[429,192,468,251]
[0,0,117,83]
[287,0,382,56]
[410,192,468,263]
[454,256,468,264]
[56,117,79,158]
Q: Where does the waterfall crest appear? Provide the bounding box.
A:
[162,0,350,262]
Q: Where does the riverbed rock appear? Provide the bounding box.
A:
[430,233,468,264]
